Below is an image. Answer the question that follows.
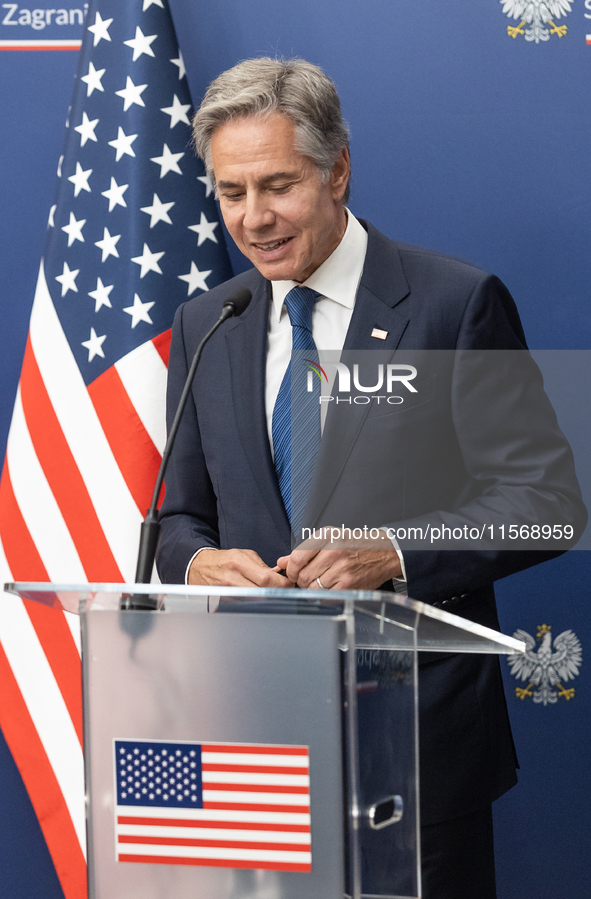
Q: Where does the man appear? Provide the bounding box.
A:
[156,58,586,897]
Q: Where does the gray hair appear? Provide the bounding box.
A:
[192,57,351,202]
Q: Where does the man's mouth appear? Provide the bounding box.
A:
[253,237,292,251]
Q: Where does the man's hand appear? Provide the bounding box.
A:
[188,548,295,588]
[277,527,402,590]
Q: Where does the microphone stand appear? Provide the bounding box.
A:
[127,289,252,610]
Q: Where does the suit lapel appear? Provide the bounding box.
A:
[304,227,412,529]
[225,277,291,534]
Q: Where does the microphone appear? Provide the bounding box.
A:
[131,287,252,604]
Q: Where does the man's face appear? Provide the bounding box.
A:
[210,113,349,283]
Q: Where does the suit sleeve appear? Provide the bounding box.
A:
[155,304,221,584]
[390,274,588,602]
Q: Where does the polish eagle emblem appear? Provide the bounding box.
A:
[507,624,582,705]
[500,0,572,43]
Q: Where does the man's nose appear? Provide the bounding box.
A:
[242,192,275,231]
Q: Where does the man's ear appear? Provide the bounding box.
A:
[330,147,350,201]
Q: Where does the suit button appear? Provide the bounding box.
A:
[433,601,443,608]
[460,593,470,599]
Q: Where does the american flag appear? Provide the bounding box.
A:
[0,0,231,896]
[114,740,312,871]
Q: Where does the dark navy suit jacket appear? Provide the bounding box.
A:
[157,221,586,825]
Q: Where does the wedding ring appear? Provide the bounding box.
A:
[316,576,326,589]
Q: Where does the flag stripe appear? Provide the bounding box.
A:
[152,329,171,367]
[88,365,161,516]
[7,388,87,582]
[115,339,168,454]
[203,802,310,813]
[22,599,83,747]
[117,843,311,863]
[204,744,309,756]
[118,854,311,871]
[20,335,123,581]
[0,595,86,856]
[117,818,310,833]
[0,40,82,50]
[202,763,309,775]
[29,262,142,581]
[117,807,310,825]
[118,835,310,851]
[0,623,87,899]
[203,783,310,794]
[202,772,309,787]
[0,466,48,580]
[201,753,309,767]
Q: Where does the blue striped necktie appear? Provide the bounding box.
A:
[272,286,321,539]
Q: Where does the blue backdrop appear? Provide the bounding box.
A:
[1,1,589,895]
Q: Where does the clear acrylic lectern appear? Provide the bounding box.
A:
[7,583,524,899]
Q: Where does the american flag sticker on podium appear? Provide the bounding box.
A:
[114,740,312,871]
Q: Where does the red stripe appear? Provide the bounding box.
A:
[118,835,310,851]
[203,802,309,813]
[118,816,309,832]
[88,366,161,516]
[203,782,309,794]
[204,745,308,756]
[202,764,308,775]
[118,854,310,871]
[152,329,171,367]
[0,45,80,51]
[22,600,82,746]
[0,463,48,580]
[0,642,87,899]
[19,337,122,581]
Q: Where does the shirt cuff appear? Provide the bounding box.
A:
[380,527,407,588]
[185,546,218,585]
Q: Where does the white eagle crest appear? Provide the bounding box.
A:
[500,0,572,43]
[507,624,582,706]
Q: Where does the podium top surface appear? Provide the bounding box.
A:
[4,582,524,655]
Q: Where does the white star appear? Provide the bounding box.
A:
[95,227,121,262]
[170,50,186,80]
[188,212,218,246]
[68,161,92,196]
[123,293,155,328]
[74,111,99,147]
[198,173,214,197]
[143,0,164,8]
[47,204,56,228]
[161,94,191,128]
[87,11,113,46]
[140,193,174,227]
[89,277,113,312]
[108,126,137,161]
[115,76,147,111]
[82,327,107,362]
[61,211,86,246]
[150,143,184,178]
[80,61,105,96]
[57,155,64,177]
[101,177,128,212]
[131,243,164,278]
[178,262,212,295]
[124,26,157,61]
[55,261,80,296]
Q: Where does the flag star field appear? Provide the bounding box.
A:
[49,0,230,384]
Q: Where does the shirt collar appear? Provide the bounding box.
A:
[270,209,368,322]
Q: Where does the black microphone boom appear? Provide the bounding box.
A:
[133,288,252,592]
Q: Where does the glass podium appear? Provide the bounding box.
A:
[6,583,524,899]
